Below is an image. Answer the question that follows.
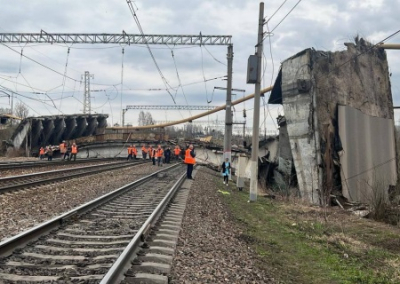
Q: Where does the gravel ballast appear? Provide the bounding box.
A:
[170,167,275,283]
[0,162,169,241]
[0,161,119,177]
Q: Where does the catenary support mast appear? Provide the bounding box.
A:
[249,2,264,202]
[224,44,234,172]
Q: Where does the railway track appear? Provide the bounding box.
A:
[0,158,125,171]
[0,163,186,283]
[0,160,146,194]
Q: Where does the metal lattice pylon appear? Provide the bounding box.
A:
[82,71,94,114]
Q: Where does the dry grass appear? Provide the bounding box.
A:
[220,183,400,283]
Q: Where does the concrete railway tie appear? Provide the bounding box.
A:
[122,175,194,284]
[0,164,186,283]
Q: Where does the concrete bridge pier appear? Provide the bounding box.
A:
[84,117,98,136]
[63,117,77,140]
[96,116,107,134]
[41,118,55,146]
[31,120,43,147]
[51,117,65,145]
[74,117,87,138]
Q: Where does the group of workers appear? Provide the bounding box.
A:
[38,141,78,161]
[127,143,196,179]
[39,140,196,180]
[127,144,183,165]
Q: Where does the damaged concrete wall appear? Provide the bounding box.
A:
[272,39,396,204]
[312,39,395,203]
[279,50,320,204]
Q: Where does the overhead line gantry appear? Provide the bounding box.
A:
[0,32,231,45]
[0,30,234,163]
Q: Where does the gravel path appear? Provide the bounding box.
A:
[0,162,168,242]
[170,167,275,283]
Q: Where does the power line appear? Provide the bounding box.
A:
[328,29,400,75]
[59,47,71,111]
[125,0,177,104]
[270,0,303,33]
[265,22,278,130]
[0,42,125,88]
[266,0,289,24]
[0,42,81,84]
[200,46,211,105]
[169,47,191,117]
[203,45,227,66]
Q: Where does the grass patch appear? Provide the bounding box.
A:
[218,179,400,284]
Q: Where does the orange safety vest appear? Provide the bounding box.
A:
[132,147,137,155]
[148,148,153,157]
[155,148,164,157]
[184,149,195,164]
[39,147,45,155]
[71,145,78,154]
[127,147,132,154]
[59,143,66,153]
[141,146,147,153]
[174,148,180,155]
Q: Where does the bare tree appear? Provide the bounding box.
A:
[138,111,145,126]
[144,112,154,125]
[14,102,29,119]
[0,108,11,114]
[138,111,154,126]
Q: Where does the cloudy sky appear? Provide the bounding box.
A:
[0,0,399,134]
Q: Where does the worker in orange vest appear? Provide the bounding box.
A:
[132,145,137,159]
[184,144,196,179]
[174,146,181,161]
[39,147,45,160]
[155,145,164,166]
[148,146,154,164]
[59,140,69,160]
[70,143,78,161]
[141,145,147,160]
[127,145,133,160]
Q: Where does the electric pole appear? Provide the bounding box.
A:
[83,71,94,114]
[223,44,234,170]
[249,2,264,202]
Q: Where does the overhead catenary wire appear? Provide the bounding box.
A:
[168,46,191,118]
[270,0,303,34]
[200,46,210,105]
[16,47,55,114]
[59,47,71,111]
[264,22,278,130]
[125,0,177,104]
[0,42,122,88]
[265,0,289,24]
[203,45,227,66]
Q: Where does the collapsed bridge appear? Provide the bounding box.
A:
[10,114,108,151]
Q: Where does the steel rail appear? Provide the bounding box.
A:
[0,163,182,258]
[0,157,125,171]
[100,170,186,283]
[0,160,145,193]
